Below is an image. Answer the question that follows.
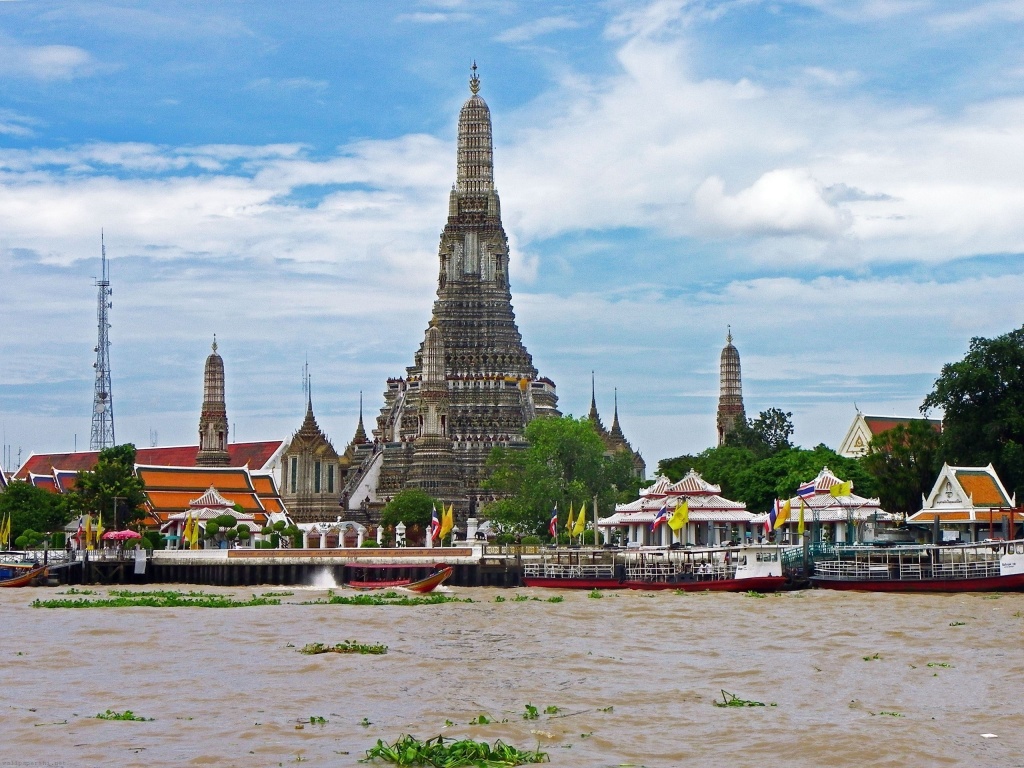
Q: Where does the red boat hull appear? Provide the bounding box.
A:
[625,576,789,592]
[521,577,624,590]
[811,572,1024,592]
[522,576,789,592]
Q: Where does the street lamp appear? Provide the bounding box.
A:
[112,496,124,531]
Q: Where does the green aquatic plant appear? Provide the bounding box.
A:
[949,621,966,627]
[512,594,530,602]
[522,704,539,720]
[543,706,560,715]
[876,711,903,717]
[926,662,953,668]
[587,589,603,599]
[545,596,563,603]
[494,595,506,603]
[468,714,492,725]
[315,593,472,607]
[299,641,388,655]
[862,653,882,661]
[33,592,279,609]
[95,709,153,721]
[362,734,548,766]
[744,591,766,598]
[597,706,614,713]
[361,717,372,727]
[261,591,294,597]
[713,690,770,708]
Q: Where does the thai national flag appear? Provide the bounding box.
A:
[796,482,816,499]
[651,505,669,531]
[548,506,558,538]
[430,507,441,541]
[765,500,780,534]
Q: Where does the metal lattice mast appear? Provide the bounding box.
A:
[90,231,115,450]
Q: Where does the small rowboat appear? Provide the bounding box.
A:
[345,565,453,594]
[0,564,49,588]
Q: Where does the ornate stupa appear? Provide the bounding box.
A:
[716,327,745,446]
[366,65,559,513]
[196,338,231,467]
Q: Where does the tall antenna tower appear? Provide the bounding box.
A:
[90,231,115,450]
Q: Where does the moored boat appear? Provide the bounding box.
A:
[0,563,49,588]
[522,544,794,592]
[343,564,453,593]
[810,538,1024,592]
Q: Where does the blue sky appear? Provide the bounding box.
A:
[3,0,1024,472]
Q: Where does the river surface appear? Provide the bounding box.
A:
[2,584,1023,768]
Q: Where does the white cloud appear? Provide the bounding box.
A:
[694,169,851,238]
[930,0,1024,30]
[0,42,95,80]
[496,16,581,44]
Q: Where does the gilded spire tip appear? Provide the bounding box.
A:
[469,60,480,95]
[212,334,217,353]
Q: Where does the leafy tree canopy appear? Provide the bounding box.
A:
[658,444,876,513]
[861,420,942,514]
[922,325,1024,498]
[380,488,437,530]
[482,416,633,536]
[725,408,794,459]
[0,480,71,541]
[67,444,147,527]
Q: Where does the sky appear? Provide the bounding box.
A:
[2,0,1024,474]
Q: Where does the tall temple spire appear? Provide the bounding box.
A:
[587,371,606,434]
[610,388,625,440]
[90,231,115,450]
[717,326,745,447]
[353,391,367,444]
[368,67,559,512]
[197,336,231,466]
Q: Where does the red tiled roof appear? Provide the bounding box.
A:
[14,441,283,479]
[955,470,1010,507]
[863,416,942,436]
[29,474,58,493]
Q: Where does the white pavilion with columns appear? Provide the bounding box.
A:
[599,470,754,547]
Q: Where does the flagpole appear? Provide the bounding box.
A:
[593,494,598,548]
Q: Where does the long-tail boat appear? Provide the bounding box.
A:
[0,563,49,588]
[343,564,453,593]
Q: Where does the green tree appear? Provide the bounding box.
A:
[0,480,71,542]
[922,326,1024,498]
[67,444,147,528]
[726,408,794,458]
[861,421,942,515]
[482,416,619,536]
[380,489,437,531]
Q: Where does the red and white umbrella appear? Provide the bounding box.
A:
[101,529,143,541]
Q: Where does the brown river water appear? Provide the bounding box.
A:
[2,583,1024,768]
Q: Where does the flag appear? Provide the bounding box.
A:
[565,503,574,535]
[774,499,791,531]
[650,504,669,532]
[440,504,454,540]
[183,514,193,548]
[798,499,806,536]
[548,505,558,538]
[830,481,852,497]
[430,506,442,542]
[0,512,9,547]
[668,500,689,532]
[85,514,93,550]
[573,502,587,537]
[189,513,200,549]
[796,481,816,499]
[76,516,83,545]
[96,510,105,543]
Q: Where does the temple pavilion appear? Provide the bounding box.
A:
[599,470,753,547]
[907,463,1021,542]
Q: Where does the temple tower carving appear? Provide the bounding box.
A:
[716,327,746,446]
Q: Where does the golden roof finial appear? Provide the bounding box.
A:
[469,60,480,95]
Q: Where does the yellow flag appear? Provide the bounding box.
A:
[798,499,806,536]
[183,514,193,548]
[440,504,454,540]
[96,511,105,543]
[189,513,200,549]
[565,503,575,534]
[1,512,8,547]
[85,514,93,550]
[572,502,587,536]
[668,500,689,532]
[774,499,790,530]
[830,481,852,497]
